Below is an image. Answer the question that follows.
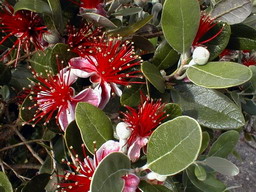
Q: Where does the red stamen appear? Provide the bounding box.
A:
[122,95,167,146]
[193,13,224,47]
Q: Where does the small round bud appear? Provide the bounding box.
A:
[116,122,131,140]
[43,30,60,44]
[146,171,167,182]
[192,47,210,65]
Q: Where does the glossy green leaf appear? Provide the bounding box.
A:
[20,95,36,123]
[0,85,10,101]
[161,0,200,53]
[199,132,210,154]
[108,15,153,37]
[29,43,76,76]
[132,36,155,52]
[0,172,13,192]
[64,121,84,159]
[113,7,142,16]
[186,165,226,192]
[228,24,256,50]
[75,102,114,154]
[22,173,50,192]
[47,0,64,33]
[139,180,172,192]
[204,23,231,61]
[186,62,252,89]
[171,84,245,129]
[152,40,179,70]
[204,156,239,176]
[14,0,51,14]
[120,83,146,107]
[194,165,207,181]
[10,66,32,91]
[242,99,256,115]
[0,64,11,85]
[39,137,65,174]
[81,13,117,29]
[90,152,130,192]
[208,130,239,158]
[164,103,182,121]
[147,116,202,175]
[141,61,165,93]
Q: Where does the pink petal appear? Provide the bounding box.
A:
[96,82,111,109]
[69,57,97,78]
[73,88,101,107]
[58,102,76,131]
[110,82,122,97]
[122,173,140,192]
[59,67,77,85]
[95,140,120,163]
[57,88,101,131]
[127,137,148,162]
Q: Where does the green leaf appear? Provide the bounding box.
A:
[14,0,51,14]
[0,172,13,192]
[10,66,33,91]
[47,0,64,33]
[194,165,207,181]
[75,102,114,154]
[242,99,256,115]
[186,165,226,192]
[164,103,182,121]
[208,130,239,158]
[204,156,239,176]
[139,180,172,192]
[199,132,210,154]
[64,121,84,159]
[120,83,146,107]
[161,0,200,53]
[171,84,245,129]
[132,36,155,52]
[29,43,76,76]
[20,95,36,123]
[81,13,117,29]
[204,23,231,61]
[141,61,165,93]
[0,85,10,101]
[90,152,130,192]
[152,40,179,70]
[22,173,50,192]
[186,62,252,89]
[147,116,202,175]
[112,7,143,16]
[108,15,153,37]
[228,24,256,50]
[0,64,11,85]
[210,0,252,25]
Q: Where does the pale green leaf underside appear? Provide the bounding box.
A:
[147,116,202,175]
[186,62,252,89]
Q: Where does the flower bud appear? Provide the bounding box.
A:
[146,171,167,182]
[116,122,131,140]
[192,47,210,65]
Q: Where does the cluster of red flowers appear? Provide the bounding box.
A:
[0,2,47,65]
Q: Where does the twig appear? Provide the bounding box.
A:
[10,124,44,165]
[5,50,38,66]
[4,164,41,170]
[244,140,256,150]
[0,159,5,173]
[2,161,30,181]
[0,139,45,152]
